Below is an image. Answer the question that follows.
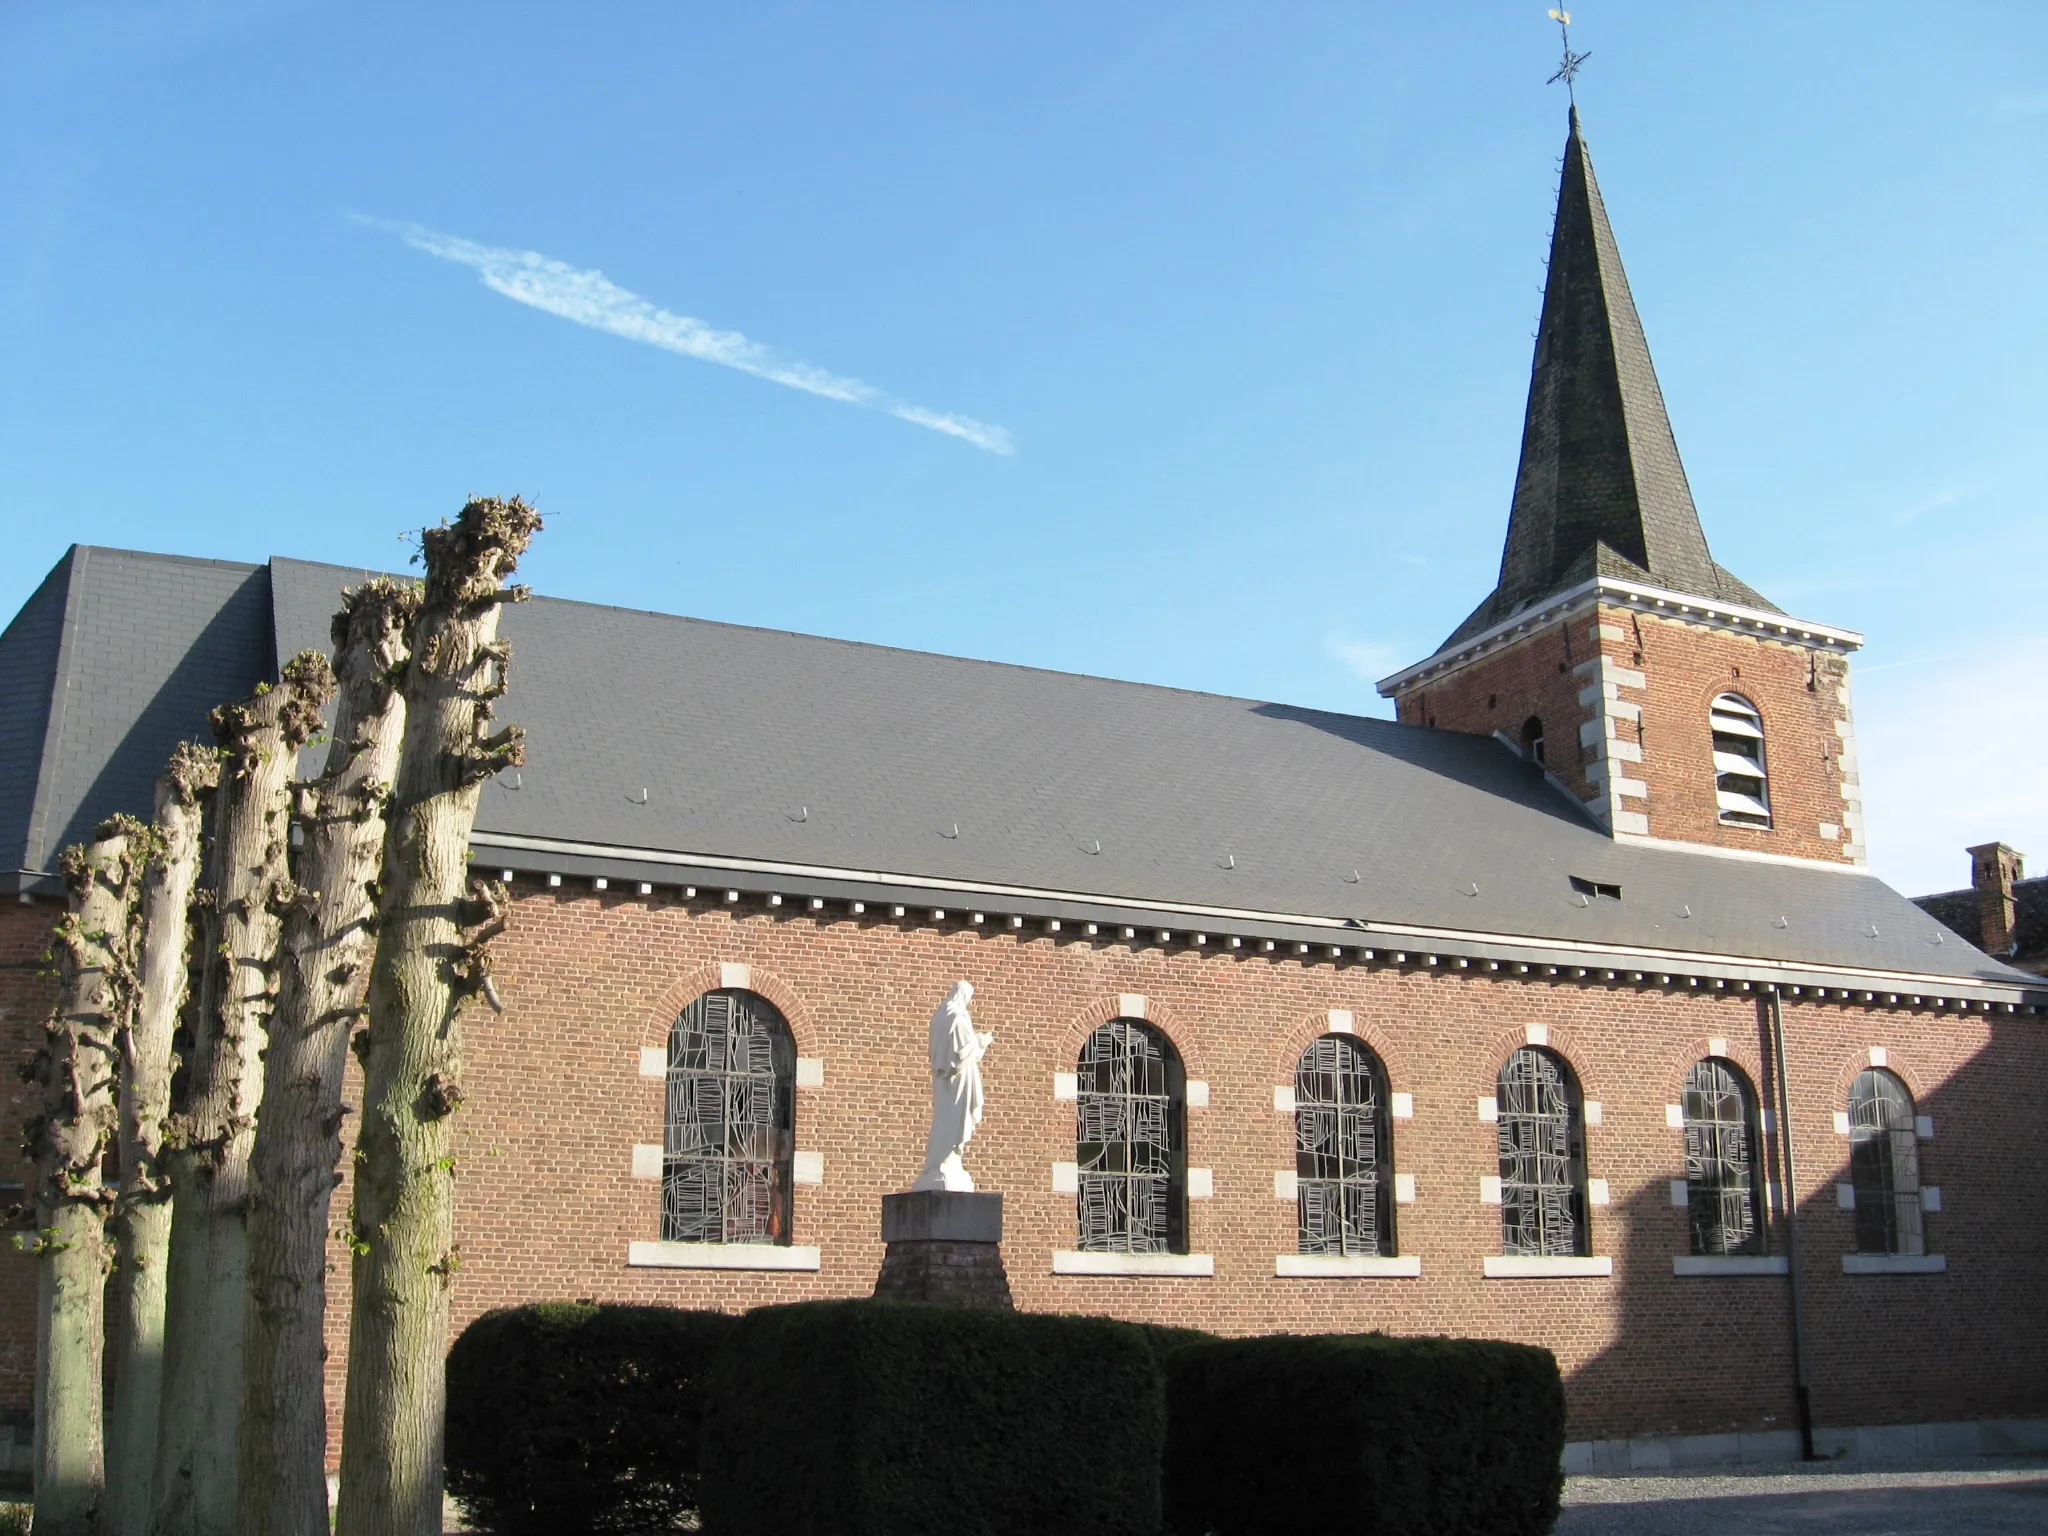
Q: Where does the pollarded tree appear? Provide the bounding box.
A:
[336,496,541,1536]
[241,577,419,1536]
[24,817,145,1536]
[153,654,334,1536]
[105,743,218,1536]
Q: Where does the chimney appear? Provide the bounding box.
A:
[1967,842,2024,956]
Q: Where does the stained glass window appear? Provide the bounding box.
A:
[1849,1068,1924,1256]
[1683,1058,1764,1256]
[1076,1018,1186,1254]
[664,989,795,1245]
[1295,1034,1394,1257]
[1498,1046,1587,1257]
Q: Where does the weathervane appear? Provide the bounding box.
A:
[1546,9,1590,102]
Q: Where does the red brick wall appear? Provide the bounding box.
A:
[1393,603,1861,865]
[7,891,2042,1455]
[1393,615,1597,795]
[304,887,2046,1449]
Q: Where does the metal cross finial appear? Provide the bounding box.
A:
[1546,8,1590,102]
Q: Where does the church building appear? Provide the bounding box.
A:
[3,110,2045,1472]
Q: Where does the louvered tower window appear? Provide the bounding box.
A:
[1075,1018,1187,1254]
[1497,1047,1588,1257]
[1294,1035,1395,1257]
[663,989,795,1245]
[1710,693,1771,827]
[1849,1068,1925,1256]
[1682,1058,1765,1256]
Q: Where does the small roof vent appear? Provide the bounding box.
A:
[1569,876,1623,902]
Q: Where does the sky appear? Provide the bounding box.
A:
[1,2,2043,898]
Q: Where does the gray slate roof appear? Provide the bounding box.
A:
[3,546,2034,997]
[1445,109,1775,651]
[269,557,2028,994]
[1913,879,2048,977]
[0,547,272,878]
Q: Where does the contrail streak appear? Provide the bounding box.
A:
[360,218,1013,455]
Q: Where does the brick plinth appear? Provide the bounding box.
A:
[875,1191,1013,1307]
[873,1238,1015,1309]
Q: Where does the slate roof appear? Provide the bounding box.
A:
[0,547,273,880]
[1912,879,2048,978]
[1444,109,1774,651]
[5,546,2037,1000]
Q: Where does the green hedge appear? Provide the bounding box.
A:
[1163,1333,1565,1536]
[1129,1321,1216,1362]
[699,1300,1166,1536]
[444,1301,738,1535]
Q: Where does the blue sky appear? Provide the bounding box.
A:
[2,3,2043,896]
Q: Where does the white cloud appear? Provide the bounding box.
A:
[1328,636,1402,682]
[1856,636,2048,897]
[1896,488,1960,526]
[359,218,1013,455]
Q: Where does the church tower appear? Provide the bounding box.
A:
[1379,109,1866,865]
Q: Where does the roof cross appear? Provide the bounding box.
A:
[1546,9,1591,102]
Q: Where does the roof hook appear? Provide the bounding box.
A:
[787,805,808,823]
[1343,869,1361,885]
[1678,904,1691,919]
[629,786,647,805]
[1220,853,1236,870]
[940,823,960,840]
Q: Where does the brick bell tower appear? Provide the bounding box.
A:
[1380,108,1866,864]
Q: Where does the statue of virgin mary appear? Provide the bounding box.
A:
[913,980,992,1192]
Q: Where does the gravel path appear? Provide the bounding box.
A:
[1557,1457,2048,1534]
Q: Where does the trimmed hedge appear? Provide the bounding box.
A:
[1163,1332,1565,1536]
[699,1300,1166,1536]
[1129,1321,1216,1363]
[445,1301,738,1534]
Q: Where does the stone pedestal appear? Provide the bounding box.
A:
[873,1190,1014,1309]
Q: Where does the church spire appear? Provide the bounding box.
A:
[1441,108,1774,651]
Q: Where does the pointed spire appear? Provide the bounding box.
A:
[1442,109,1773,650]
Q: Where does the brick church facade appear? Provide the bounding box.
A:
[3,109,2046,1472]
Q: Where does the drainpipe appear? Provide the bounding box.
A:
[1765,986,1817,1460]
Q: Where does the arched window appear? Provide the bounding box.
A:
[1520,715,1547,765]
[663,989,795,1245]
[1849,1069,1924,1256]
[1295,1035,1394,1257]
[1076,1018,1186,1255]
[1682,1058,1765,1256]
[1498,1047,1587,1257]
[1710,693,1770,827]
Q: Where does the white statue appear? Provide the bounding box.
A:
[913,980,993,1192]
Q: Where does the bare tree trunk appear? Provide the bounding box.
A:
[336,498,540,1536]
[106,746,218,1536]
[29,819,144,1536]
[240,580,418,1536]
[153,657,333,1536]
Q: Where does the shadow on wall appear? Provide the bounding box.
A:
[1566,1003,2048,1448]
